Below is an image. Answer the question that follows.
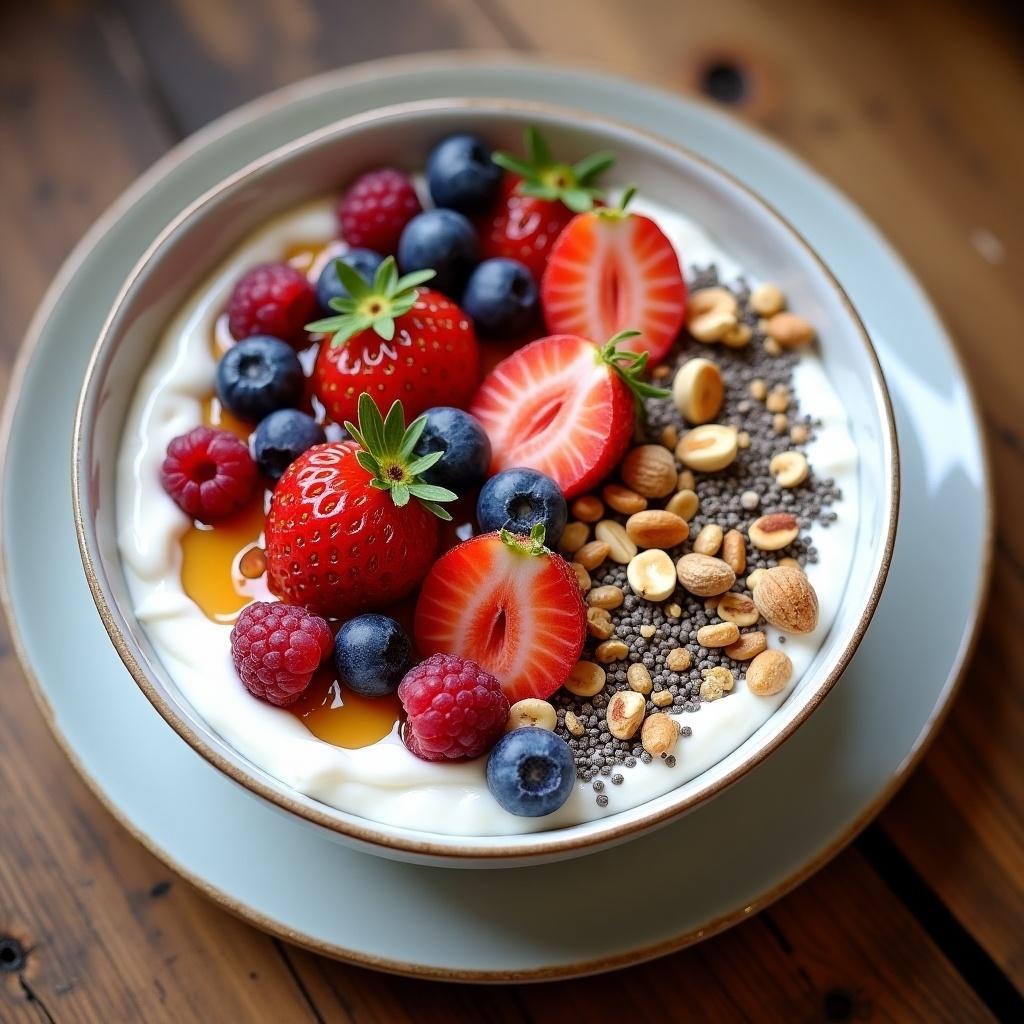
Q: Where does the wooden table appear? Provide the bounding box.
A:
[2,1,1021,1019]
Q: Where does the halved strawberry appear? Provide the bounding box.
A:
[414,527,586,701]
[541,189,687,364]
[469,332,668,498]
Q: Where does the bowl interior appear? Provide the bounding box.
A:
[75,99,895,864]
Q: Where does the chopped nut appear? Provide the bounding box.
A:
[722,322,752,348]
[238,546,267,579]
[737,430,751,450]
[621,445,678,498]
[586,606,614,640]
[790,423,810,444]
[697,622,740,648]
[746,650,793,696]
[687,286,738,320]
[740,489,760,511]
[506,698,556,731]
[565,661,607,697]
[595,519,637,564]
[571,495,604,523]
[607,690,646,739]
[717,591,759,627]
[677,425,738,472]
[700,666,734,701]
[672,357,724,424]
[603,483,647,515]
[772,413,789,434]
[722,530,747,574]
[595,639,629,664]
[558,521,589,555]
[692,523,724,556]
[750,282,785,317]
[587,585,624,609]
[766,312,815,348]
[746,568,769,591]
[627,549,677,602]
[571,562,591,592]
[626,509,689,549]
[665,602,683,619]
[665,489,700,521]
[752,566,819,634]
[641,713,679,756]
[724,631,767,661]
[690,309,738,343]
[778,556,803,572]
[659,424,679,449]
[769,450,809,488]
[652,689,674,708]
[676,553,736,596]
[764,337,783,357]
[765,386,790,414]
[749,513,800,551]
[749,378,768,402]
[652,364,671,380]
[564,710,585,737]
[666,647,692,672]
[575,540,611,571]
[639,624,657,639]
[627,663,653,695]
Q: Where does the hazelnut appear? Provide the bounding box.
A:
[627,549,678,603]
[506,698,556,732]
[672,357,724,424]
[676,425,738,473]
[748,513,800,551]
[675,553,736,597]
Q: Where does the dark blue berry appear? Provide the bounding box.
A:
[253,409,326,481]
[315,249,384,315]
[426,133,501,215]
[216,336,303,422]
[397,209,478,297]
[486,729,575,817]
[413,407,491,491]
[334,614,413,697]
[462,258,539,339]
[477,468,567,546]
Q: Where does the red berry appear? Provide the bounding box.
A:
[398,654,509,761]
[161,426,257,522]
[230,601,333,707]
[338,168,422,255]
[227,262,317,348]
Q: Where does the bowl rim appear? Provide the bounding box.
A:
[72,96,900,861]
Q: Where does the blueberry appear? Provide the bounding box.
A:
[486,728,575,817]
[397,209,478,297]
[426,133,501,215]
[334,614,413,697]
[477,468,567,546]
[216,336,304,422]
[462,258,539,339]
[413,407,491,491]
[315,248,384,315]
[253,409,326,481]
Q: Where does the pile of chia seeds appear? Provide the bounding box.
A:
[552,267,842,802]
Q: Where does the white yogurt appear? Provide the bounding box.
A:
[116,196,858,837]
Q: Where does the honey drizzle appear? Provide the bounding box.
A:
[288,666,401,749]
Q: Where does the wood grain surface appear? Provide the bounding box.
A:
[1,0,1021,1020]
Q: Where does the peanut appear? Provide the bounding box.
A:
[697,622,740,648]
[626,509,689,549]
[571,562,591,592]
[717,591,759,627]
[749,378,768,402]
[595,520,637,564]
[595,639,629,664]
[676,425,738,473]
[558,521,589,555]
[700,667,735,701]
[769,451,809,488]
[672,357,724,424]
[652,689,674,708]
[627,663,653,695]
[564,710,585,737]
[692,523,724,556]
[587,585,624,610]
[576,540,611,571]
[722,529,747,574]
[766,312,815,348]
[746,650,793,696]
[603,483,647,515]
[765,386,790,413]
[586,607,614,640]
[506,698,556,732]
[746,568,769,591]
[571,495,604,523]
[750,282,785,317]
[565,661,606,697]
[666,647,692,672]
[665,489,699,521]
[724,631,767,661]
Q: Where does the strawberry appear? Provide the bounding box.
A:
[541,188,687,364]
[307,257,479,426]
[414,526,586,701]
[265,394,457,617]
[469,331,669,499]
[479,127,614,282]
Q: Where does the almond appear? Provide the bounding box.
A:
[721,529,746,574]
[595,520,637,564]
[748,513,799,551]
[676,425,738,472]
[607,690,646,740]
[675,553,736,597]
[717,591,758,627]
[620,445,678,498]
[746,650,793,696]
[752,566,819,634]
[625,509,689,549]
[641,713,679,756]
[724,631,767,661]
[602,483,647,515]
[672,357,724,424]
[627,549,677,603]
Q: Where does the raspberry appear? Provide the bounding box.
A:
[227,262,317,348]
[337,168,422,255]
[160,426,257,522]
[230,601,333,707]
[397,654,509,762]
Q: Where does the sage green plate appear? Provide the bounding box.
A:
[0,53,990,980]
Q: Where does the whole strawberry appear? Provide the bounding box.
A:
[307,257,479,426]
[479,126,614,282]
[265,393,457,617]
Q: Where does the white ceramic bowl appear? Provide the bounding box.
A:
[73,99,898,867]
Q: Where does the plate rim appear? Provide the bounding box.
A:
[0,51,993,982]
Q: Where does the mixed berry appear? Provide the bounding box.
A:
[159,126,825,821]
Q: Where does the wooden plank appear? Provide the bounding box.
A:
[116,0,510,134]
[281,850,995,1021]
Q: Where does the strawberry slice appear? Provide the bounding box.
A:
[541,188,687,364]
[469,332,668,498]
[414,527,586,701]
